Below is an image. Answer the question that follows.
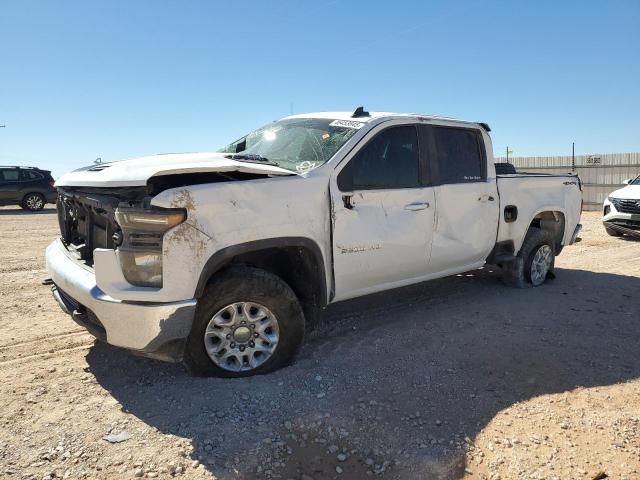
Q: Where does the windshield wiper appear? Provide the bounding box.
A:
[225,154,280,167]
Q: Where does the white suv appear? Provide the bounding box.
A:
[603,176,640,237]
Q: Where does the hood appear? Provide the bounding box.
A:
[55,152,295,187]
[609,184,640,200]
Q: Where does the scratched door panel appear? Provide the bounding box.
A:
[428,181,499,273]
[331,187,435,302]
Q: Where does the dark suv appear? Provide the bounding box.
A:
[0,166,57,211]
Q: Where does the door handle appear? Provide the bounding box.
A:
[404,202,429,211]
[478,195,495,202]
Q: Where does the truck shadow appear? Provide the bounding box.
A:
[87,267,640,480]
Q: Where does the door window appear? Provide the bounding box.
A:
[0,169,19,181]
[430,127,485,184]
[338,126,420,190]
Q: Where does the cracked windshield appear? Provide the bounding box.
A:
[219,118,362,173]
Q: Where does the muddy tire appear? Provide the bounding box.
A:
[604,225,621,237]
[503,227,556,288]
[184,267,305,377]
[21,192,46,211]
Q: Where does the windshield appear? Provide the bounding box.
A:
[630,175,640,185]
[218,118,363,173]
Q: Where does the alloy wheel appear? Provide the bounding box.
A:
[203,302,280,372]
[530,244,553,286]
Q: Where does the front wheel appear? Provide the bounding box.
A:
[21,192,46,211]
[503,227,556,288]
[184,267,305,377]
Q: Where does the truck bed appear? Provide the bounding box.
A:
[495,173,582,252]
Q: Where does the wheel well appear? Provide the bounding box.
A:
[529,211,565,252]
[196,242,328,323]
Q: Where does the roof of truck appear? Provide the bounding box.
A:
[283,110,489,131]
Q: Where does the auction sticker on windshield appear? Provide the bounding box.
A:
[329,119,366,129]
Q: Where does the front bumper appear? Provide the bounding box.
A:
[46,239,197,362]
[603,203,640,238]
[603,219,640,237]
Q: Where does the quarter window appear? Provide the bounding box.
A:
[431,127,485,184]
[339,126,420,190]
[19,170,42,181]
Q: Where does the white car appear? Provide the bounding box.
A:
[603,176,640,237]
[46,108,583,377]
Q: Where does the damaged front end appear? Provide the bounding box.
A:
[51,185,198,361]
[48,168,280,361]
[56,171,267,285]
[56,185,148,265]
[56,185,186,288]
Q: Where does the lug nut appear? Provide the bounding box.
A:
[239,345,245,352]
[226,334,231,339]
[254,333,259,338]
[249,341,255,347]
[230,342,236,348]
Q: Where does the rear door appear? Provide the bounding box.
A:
[421,125,499,274]
[18,169,45,196]
[330,122,435,301]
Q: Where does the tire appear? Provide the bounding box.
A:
[21,192,46,211]
[503,227,556,288]
[184,267,305,377]
[604,225,621,237]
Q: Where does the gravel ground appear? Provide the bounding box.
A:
[0,207,639,480]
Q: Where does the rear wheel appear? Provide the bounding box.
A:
[21,192,45,211]
[526,243,554,286]
[184,267,305,377]
[503,227,556,288]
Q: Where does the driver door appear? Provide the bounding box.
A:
[330,123,435,302]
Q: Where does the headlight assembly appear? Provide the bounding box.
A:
[114,207,186,288]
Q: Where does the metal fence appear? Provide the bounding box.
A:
[495,152,640,211]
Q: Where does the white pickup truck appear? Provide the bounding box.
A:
[46,108,582,377]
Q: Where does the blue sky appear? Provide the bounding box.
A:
[1,0,639,178]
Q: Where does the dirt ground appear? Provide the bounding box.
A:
[0,207,639,480]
